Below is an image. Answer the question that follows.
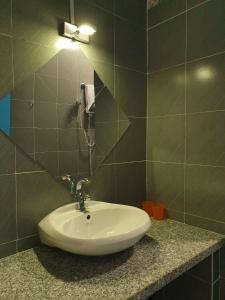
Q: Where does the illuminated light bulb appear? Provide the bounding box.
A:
[77,25,96,36]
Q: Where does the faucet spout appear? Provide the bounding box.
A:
[61,175,90,212]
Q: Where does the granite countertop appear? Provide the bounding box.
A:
[0,220,224,300]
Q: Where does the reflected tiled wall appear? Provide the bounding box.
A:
[11,48,93,179]
[0,0,147,258]
[146,0,225,234]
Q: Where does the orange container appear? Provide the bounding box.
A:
[152,203,165,220]
[141,200,154,216]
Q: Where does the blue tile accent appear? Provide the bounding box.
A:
[0,94,11,136]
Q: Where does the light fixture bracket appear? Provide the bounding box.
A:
[62,22,90,44]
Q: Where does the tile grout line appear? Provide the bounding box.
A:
[14,146,18,252]
[148,49,225,76]
[146,0,149,198]
[147,0,211,31]
[183,0,188,224]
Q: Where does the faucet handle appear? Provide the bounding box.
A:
[61,174,75,194]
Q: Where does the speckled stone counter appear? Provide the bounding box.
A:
[0,220,224,300]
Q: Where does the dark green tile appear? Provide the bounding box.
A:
[0,0,12,35]
[115,0,146,28]
[58,129,78,151]
[0,175,16,243]
[147,115,185,163]
[115,17,146,72]
[186,111,225,166]
[115,118,146,162]
[186,165,225,223]
[11,74,34,101]
[0,35,13,97]
[13,38,58,86]
[16,147,42,173]
[116,162,146,207]
[185,213,225,235]
[0,132,15,175]
[148,65,185,116]
[74,1,114,65]
[11,128,35,154]
[34,74,57,103]
[187,0,208,9]
[91,164,116,203]
[34,102,57,128]
[36,151,58,177]
[146,161,184,212]
[115,66,147,117]
[165,273,211,300]
[86,0,114,12]
[213,280,220,300]
[0,241,17,259]
[17,235,40,252]
[148,14,186,72]
[148,0,186,27]
[37,54,58,77]
[220,246,225,278]
[166,208,184,222]
[188,255,212,283]
[149,288,165,300]
[58,151,78,178]
[35,129,58,152]
[187,53,225,113]
[13,0,69,48]
[17,171,71,237]
[95,121,117,162]
[11,100,34,128]
[187,0,225,60]
[221,278,225,300]
[91,60,114,96]
[95,87,118,122]
[213,250,220,282]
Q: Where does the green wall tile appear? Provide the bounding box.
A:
[0,0,12,35]
[187,53,225,113]
[186,165,225,223]
[146,161,184,213]
[115,118,146,163]
[116,162,146,206]
[148,14,186,72]
[115,66,147,117]
[148,65,185,116]
[187,0,225,60]
[147,115,185,163]
[0,132,15,175]
[13,0,69,48]
[0,241,16,259]
[115,0,146,28]
[148,0,186,28]
[74,1,114,65]
[115,17,146,72]
[0,35,13,97]
[186,111,225,166]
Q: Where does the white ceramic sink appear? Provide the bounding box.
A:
[38,201,151,256]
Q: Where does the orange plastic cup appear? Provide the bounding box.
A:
[141,201,154,216]
[152,203,165,220]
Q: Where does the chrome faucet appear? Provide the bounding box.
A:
[61,175,90,212]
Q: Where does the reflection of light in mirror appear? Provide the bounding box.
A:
[195,66,214,81]
[56,38,80,50]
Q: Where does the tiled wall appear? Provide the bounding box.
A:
[146,0,225,234]
[149,250,220,300]
[11,48,93,179]
[0,0,147,258]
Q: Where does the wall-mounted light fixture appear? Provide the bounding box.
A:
[61,21,96,44]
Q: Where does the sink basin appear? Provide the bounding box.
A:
[38,201,151,256]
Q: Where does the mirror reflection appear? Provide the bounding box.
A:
[0,48,130,181]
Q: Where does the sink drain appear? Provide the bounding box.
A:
[86,214,91,220]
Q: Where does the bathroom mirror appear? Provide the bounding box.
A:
[0,47,130,180]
